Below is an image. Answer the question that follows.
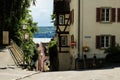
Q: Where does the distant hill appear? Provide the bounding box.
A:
[34,26,56,38]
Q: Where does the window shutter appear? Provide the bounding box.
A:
[110,36,115,47]
[96,36,101,49]
[96,8,101,22]
[117,8,120,22]
[70,9,74,24]
[70,11,72,24]
[72,10,74,24]
[111,8,116,22]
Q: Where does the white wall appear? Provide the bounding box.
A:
[69,0,79,69]
[80,0,120,58]
[60,0,120,70]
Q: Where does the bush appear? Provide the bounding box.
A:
[105,45,120,63]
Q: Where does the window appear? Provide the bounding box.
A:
[60,36,68,46]
[96,8,116,22]
[59,15,64,25]
[101,8,111,22]
[96,35,115,49]
[101,36,110,48]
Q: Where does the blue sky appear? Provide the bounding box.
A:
[30,0,53,26]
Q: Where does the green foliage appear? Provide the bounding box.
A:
[51,14,56,26]
[48,40,59,71]
[0,0,38,69]
[48,40,57,48]
[104,44,120,63]
[104,44,120,54]
[21,39,39,69]
[0,0,37,43]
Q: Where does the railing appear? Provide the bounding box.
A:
[7,40,24,66]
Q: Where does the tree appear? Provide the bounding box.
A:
[48,39,59,71]
[0,0,36,44]
[0,0,39,69]
[19,10,39,69]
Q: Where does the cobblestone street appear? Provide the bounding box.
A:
[0,48,120,80]
[1,66,120,80]
[20,67,120,80]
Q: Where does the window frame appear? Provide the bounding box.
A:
[60,35,68,46]
[101,8,111,22]
[96,35,115,49]
[100,35,111,48]
[59,15,65,25]
[96,7,116,23]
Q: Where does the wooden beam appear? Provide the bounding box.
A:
[57,32,69,34]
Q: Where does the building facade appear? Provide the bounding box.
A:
[54,0,120,70]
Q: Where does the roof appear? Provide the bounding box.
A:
[53,1,70,14]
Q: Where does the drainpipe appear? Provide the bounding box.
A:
[75,0,80,70]
[78,0,80,59]
[81,0,86,69]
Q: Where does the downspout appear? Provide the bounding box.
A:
[75,0,80,70]
[81,0,86,69]
[75,0,81,70]
[78,0,80,59]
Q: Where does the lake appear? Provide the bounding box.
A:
[33,26,56,43]
[34,26,56,38]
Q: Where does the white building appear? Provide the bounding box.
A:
[54,0,120,70]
